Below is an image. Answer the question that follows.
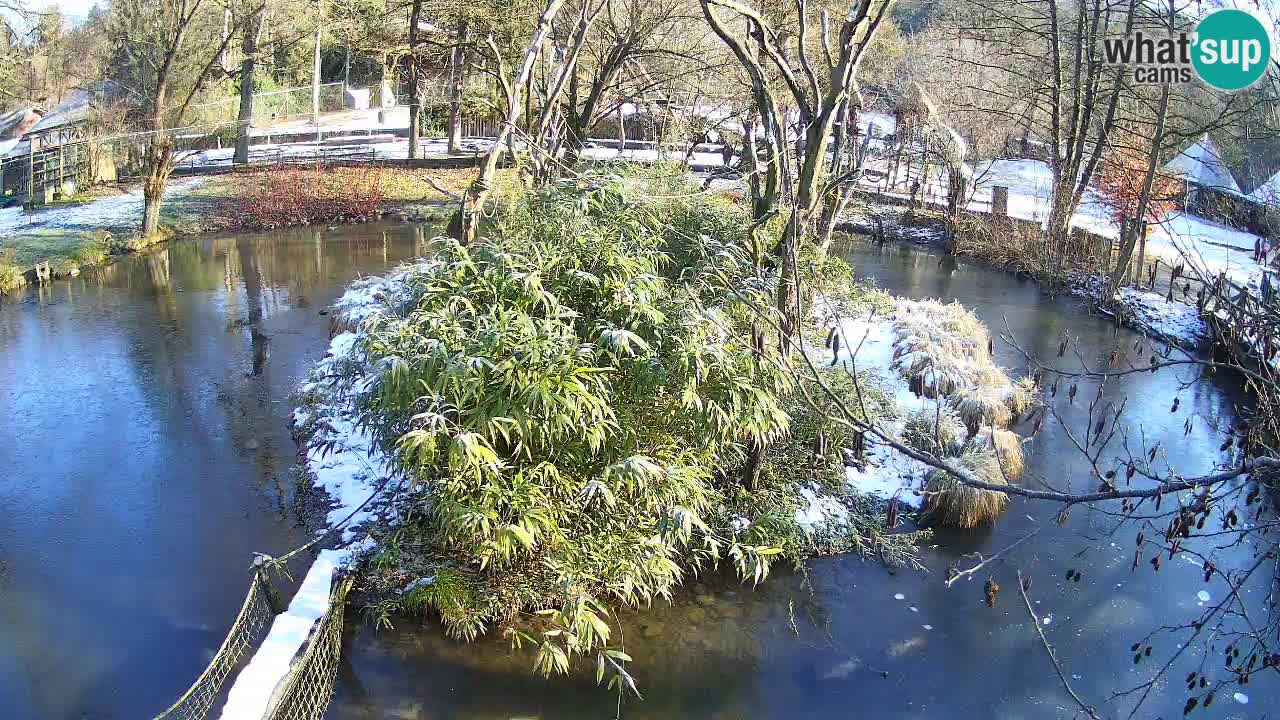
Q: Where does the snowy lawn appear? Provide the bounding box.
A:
[0,166,476,284]
[0,178,214,278]
[853,153,1270,290]
[1144,212,1266,287]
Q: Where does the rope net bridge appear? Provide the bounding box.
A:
[153,558,355,720]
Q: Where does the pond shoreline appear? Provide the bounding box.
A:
[0,175,459,294]
[836,206,1212,350]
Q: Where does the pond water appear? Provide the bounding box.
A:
[0,226,1269,719]
[326,235,1271,719]
[0,223,433,719]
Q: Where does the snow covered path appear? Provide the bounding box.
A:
[0,178,206,237]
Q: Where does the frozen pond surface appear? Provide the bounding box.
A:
[0,223,434,719]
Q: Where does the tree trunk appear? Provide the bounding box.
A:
[776,208,809,347]
[617,102,626,155]
[742,437,765,490]
[1043,165,1074,277]
[141,150,168,238]
[311,0,323,129]
[816,190,852,254]
[407,0,422,159]
[1133,223,1147,287]
[446,18,468,154]
[816,97,856,253]
[234,8,264,165]
[451,0,567,243]
[1106,79,1170,300]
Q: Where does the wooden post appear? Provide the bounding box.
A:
[26,142,34,211]
[992,186,1009,216]
[1133,219,1148,289]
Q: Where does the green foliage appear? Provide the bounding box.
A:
[355,171,795,683]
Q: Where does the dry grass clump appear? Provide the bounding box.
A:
[891,299,988,397]
[881,297,1041,530]
[1008,376,1039,419]
[967,427,1025,480]
[891,299,1040,433]
[0,248,25,292]
[951,383,1013,432]
[901,407,966,457]
[949,214,1108,277]
[922,449,1009,528]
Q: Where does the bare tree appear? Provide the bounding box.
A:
[234,1,269,164]
[108,0,253,236]
[700,0,893,331]
[407,0,425,157]
[449,0,569,243]
[446,16,469,153]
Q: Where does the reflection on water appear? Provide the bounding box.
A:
[328,236,1272,719]
[0,223,435,719]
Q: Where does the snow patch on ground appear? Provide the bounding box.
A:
[0,178,207,236]
[794,484,852,530]
[291,271,416,539]
[1115,287,1208,345]
[1145,212,1267,288]
[1071,275,1209,346]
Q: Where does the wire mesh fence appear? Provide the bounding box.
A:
[263,575,355,720]
[153,569,278,720]
[151,566,356,720]
[192,83,347,126]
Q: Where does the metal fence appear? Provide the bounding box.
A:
[262,575,355,720]
[192,83,347,126]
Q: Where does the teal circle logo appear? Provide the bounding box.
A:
[1192,9,1271,91]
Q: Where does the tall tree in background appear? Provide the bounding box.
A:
[407,0,424,157]
[445,16,468,153]
[108,0,251,236]
[701,0,893,488]
[312,0,325,125]
[558,0,692,165]
[930,0,1141,276]
[234,0,268,163]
